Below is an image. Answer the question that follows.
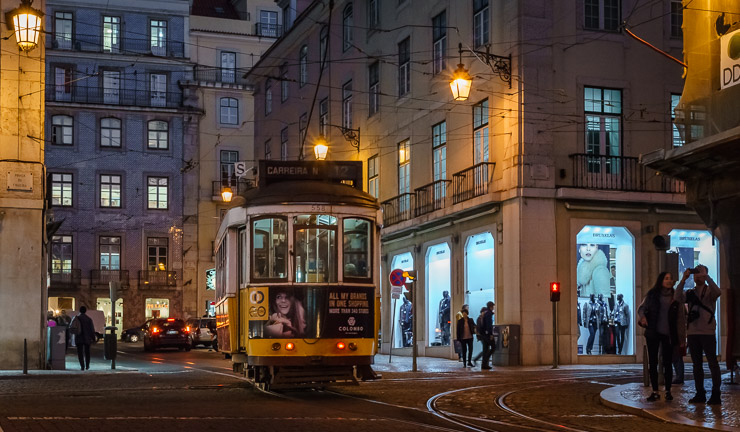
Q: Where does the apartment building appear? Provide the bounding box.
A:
[246,0,722,365]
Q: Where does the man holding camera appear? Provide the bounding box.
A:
[675,265,721,405]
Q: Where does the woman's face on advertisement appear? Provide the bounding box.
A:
[579,244,597,261]
[275,292,292,315]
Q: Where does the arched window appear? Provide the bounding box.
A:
[220,97,239,125]
[100,118,121,148]
[299,45,308,87]
[147,120,169,149]
[342,3,353,51]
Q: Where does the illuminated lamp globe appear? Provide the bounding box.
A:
[450,63,472,101]
[221,185,233,203]
[314,138,328,161]
[7,0,43,52]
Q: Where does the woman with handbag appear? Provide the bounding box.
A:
[456,308,476,367]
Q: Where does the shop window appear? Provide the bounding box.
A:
[146,298,169,319]
[465,232,495,359]
[293,215,337,283]
[668,229,720,353]
[576,225,634,356]
[343,218,371,279]
[97,298,123,330]
[426,243,451,347]
[252,217,287,280]
[391,252,414,349]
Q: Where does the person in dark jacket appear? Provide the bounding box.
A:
[456,308,476,367]
[638,272,682,402]
[479,301,495,370]
[71,306,96,370]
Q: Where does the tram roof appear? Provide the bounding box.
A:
[241,180,379,209]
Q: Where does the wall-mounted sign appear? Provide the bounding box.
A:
[7,171,32,191]
[721,28,740,90]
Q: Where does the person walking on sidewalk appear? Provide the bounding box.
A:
[480,301,495,370]
[676,265,722,405]
[70,306,96,371]
[472,307,487,365]
[456,308,476,367]
[638,271,682,402]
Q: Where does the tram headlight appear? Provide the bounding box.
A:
[336,342,346,350]
[348,342,357,351]
[285,342,295,351]
[271,343,281,351]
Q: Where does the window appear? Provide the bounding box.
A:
[51,235,73,274]
[281,127,289,160]
[100,174,121,208]
[258,10,279,37]
[150,19,167,55]
[299,113,308,147]
[265,139,272,160]
[103,70,120,104]
[100,118,121,148]
[265,79,273,115]
[280,63,289,102]
[54,12,73,49]
[294,214,338,283]
[343,218,371,279]
[398,37,410,97]
[221,52,236,83]
[252,217,288,280]
[473,0,489,48]
[99,237,121,270]
[432,121,447,199]
[103,16,120,53]
[585,87,621,173]
[150,73,167,107]
[51,173,73,207]
[343,4,353,51]
[54,66,72,101]
[147,238,168,271]
[398,139,411,211]
[368,155,379,198]
[671,94,684,147]
[368,62,379,116]
[147,177,168,209]
[432,11,447,75]
[670,1,683,38]
[320,26,329,70]
[221,150,239,186]
[147,120,169,150]
[220,97,239,125]
[473,100,489,163]
[51,115,73,145]
[319,98,329,137]
[584,0,620,31]
[299,45,308,87]
[342,80,353,129]
[368,0,379,31]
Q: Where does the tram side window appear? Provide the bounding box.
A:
[294,214,337,283]
[252,217,287,280]
[343,218,371,279]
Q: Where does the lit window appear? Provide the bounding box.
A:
[50,235,73,274]
[368,155,379,198]
[398,139,410,211]
[100,174,121,208]
[99,236,121,270]
[51,173,73,207]
[147,120,169,150]
[147,237,168,271]
[103,16,120,53]
[147,176,168,209]
[150,19,167,55]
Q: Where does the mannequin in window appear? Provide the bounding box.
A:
[582,294,599,355]
[438,290,451,346]
[613,293,630,354]
[399,295,413,347]
[597,294,610,354]
[577,243,611,298]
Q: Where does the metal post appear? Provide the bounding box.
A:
[411,281,417,372]
[552,302,558,369]
[389,298,397,363]
[23,339,27,374]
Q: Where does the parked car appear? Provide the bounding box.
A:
[143,318,192,352]
[121,320,151,343]
[188,317,217,348]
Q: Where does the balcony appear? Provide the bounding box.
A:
[90,270,129,288]
[211,179,256,199]
[46,85,182,109]
[254,23,283,38]
[452,162,495,204]
[139,270,178,288]
[49,36,185,58]
[49,269,82,289]
[192,66,248,86]
[414,180,451,217]
[568,154,685,193]
[381,193,415,226]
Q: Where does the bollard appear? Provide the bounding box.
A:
[23,339,27,374]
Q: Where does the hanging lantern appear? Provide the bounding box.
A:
[314,137,328,161]
[450,63,472,101]
[221,185,233,202]
[7,0,44,52]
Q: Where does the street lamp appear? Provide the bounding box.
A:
[220,185,233,202]
[450,43,512,100]
[6,0,43,52]
[450,63,472,101]
[314,136,329,160]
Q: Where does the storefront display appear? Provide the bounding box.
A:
[145,298,169,319]
[426,243,451,347]
[464,232,495,358]
[576,226,635,356]
[391,252,414,349]
[96,298,123,337]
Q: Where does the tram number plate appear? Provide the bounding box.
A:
[310,204,329,212]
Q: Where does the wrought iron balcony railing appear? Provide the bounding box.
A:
[452,162,495,204]
[192,67,249,86]
[49,269,81,289]
[415,180,451,217]
[49,36,185,58]
[380,193,415,226]
[139,270,178,288]
[90,270,129,287]
[568,154,685,193]
[46,85,183,108]
[254,23,283,38]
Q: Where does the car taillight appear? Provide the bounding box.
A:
[336,342,346,350]
[167,318,175,322]
[151,327,160,334]
[184,326,190,333]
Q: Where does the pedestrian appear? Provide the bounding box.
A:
[456,308,476,367]
[70,306,96,371]
[479,301,495,370]
[472,306,487,365]
[455,304,469,362]
[675,265,722,405]
[637,272,682,402]
[672,302,688,385]
[46,311,57,327]
[57,309,72,349]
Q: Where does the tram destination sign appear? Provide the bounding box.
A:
[258,160,363,189]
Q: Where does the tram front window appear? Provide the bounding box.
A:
[343,218,371,279]
[252,218,287,280]
[294,215,337,283]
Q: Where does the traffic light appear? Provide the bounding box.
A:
[550,282,561,302]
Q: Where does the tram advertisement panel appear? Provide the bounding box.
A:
[249,286,374,339]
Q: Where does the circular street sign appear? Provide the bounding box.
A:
[389,269,406,286]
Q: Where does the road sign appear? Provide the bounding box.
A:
[389,269,406,287]
[234,162,250,177]
[391,285,403,300]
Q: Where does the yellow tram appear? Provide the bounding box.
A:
[214,160,381,389]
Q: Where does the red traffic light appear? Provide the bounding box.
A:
[550,282,561,302]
